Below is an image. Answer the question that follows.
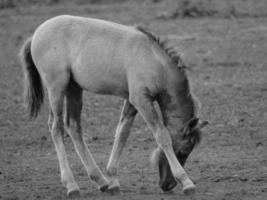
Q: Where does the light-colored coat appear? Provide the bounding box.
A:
[32,15,164,98]
[20,15,208,197]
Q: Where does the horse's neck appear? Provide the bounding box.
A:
[152,45,195,129]
[159,71,194,130]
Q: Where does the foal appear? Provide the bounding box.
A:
[20,15,207,196]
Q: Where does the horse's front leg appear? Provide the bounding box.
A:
[129,92,195,195]
[106,101,137,193]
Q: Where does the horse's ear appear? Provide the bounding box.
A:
[197,120,209,129]
[188,118,199,130]
[184,118,208,133]
[183,118,199,134]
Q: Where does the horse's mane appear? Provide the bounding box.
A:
[136,26,186,69]
[137,26,201,146]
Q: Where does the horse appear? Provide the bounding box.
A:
[20,15,208,197]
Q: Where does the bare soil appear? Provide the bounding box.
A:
[0,1,266,200]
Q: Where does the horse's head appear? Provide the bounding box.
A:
[151,118,208,191]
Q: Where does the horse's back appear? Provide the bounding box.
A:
[30,16,149,97]
[31,15,142,64]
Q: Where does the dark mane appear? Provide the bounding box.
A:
[136,26,186,69]
[189,125,202,146]
[136,26,201,145]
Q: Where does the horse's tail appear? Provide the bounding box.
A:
[20,37,44,119]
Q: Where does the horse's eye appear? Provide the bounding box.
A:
[179,139,194,154]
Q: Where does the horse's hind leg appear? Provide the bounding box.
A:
[47,84,80,197]
[106,100,137,193]
[64,80,110,192]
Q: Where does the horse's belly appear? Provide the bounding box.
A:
[72,65,129,98]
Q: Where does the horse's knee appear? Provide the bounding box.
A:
[51,118,64,139]
[154,128,172,150]
[64,119,82,142]
[65,116,81,132]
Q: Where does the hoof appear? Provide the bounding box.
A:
[99,184,109,192]
[108,179,121,195]
[182,184,196,196]
[67,189,80,198]
[107,185,120,195]
[99,179,121,195]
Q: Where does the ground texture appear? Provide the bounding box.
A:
[0,1,266,200]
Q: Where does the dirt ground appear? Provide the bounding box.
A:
[0,1,266,200]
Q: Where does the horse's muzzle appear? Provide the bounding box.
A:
[158,152,178,191]
[158,150,189,191]
[159,176,177,191]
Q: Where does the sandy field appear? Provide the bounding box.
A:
[0,1,266,199]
